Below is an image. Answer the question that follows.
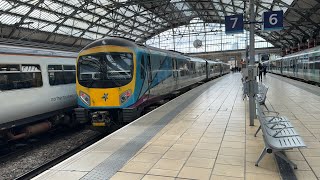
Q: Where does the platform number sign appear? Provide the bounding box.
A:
[225,14,244,34]
[263,10,283,31]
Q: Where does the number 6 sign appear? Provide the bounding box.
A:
[225,14,244,34]
[263,10,283,31]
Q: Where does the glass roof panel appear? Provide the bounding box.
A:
[0,14,21,25]
[9,5,31,15]
[43,1,73,15]
[96,0,113,6]
[0,0,12,11]
[29,9,60,22]
[222,0,232,4]
[63,0,82,7]
[171,0,193,17]
[94,8,106,16]
[64,19,89,29]
[96,27,110,34]
[56,26,73,35]
[37,23,57,33]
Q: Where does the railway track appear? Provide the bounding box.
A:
[0,126,101,180]
[15,132,106,180]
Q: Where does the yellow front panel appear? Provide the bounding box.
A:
[76,45,136,107]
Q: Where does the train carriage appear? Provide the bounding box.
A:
[0,46,78,141]
[265,46,320,84]
[75,37,230,127]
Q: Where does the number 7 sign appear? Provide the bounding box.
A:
[225,14,244,34]
[263,10,283,31]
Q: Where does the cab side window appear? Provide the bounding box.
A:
[140,56,145,79]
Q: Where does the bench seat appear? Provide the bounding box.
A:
[255,100,306,169]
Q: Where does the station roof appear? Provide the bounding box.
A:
[0,0,319,51]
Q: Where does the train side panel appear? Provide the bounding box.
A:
[267,47,320,84]
[0,55,76,129]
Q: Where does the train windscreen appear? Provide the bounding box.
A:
[77,52,133,88]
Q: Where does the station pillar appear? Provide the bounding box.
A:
[249,0,256,126]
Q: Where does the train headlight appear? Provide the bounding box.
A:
[79,91,90,106]
[120,90,132,104]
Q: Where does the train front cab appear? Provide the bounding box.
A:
[76,45,137,127]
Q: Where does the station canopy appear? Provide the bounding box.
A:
[0,0,319,51]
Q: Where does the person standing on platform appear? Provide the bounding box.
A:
[263,64,267,77]
[258,63,263,82]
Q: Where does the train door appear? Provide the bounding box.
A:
[205,61,209,79]
[172,58,178,90]
[303,56,308,79]
[315,55,320,83]
[293,57,297,77]
[310,56,316,82]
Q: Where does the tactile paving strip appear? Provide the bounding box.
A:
[80,79,221,180]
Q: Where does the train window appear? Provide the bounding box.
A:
[0,64,42,91]
[63,65,76,70]
[0,64,20,72]
[63,65,76,84]
[178,60,188,77]
[48,65,64,85]
[315,56,320,70]
[48,65,76,85]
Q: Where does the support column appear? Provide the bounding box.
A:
[249,0,256,126]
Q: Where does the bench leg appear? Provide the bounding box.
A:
[254,125,261,137]
[255,147,267,166]
[275,151,298,169]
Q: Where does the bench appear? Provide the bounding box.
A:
[255,100,306,169]
[256,83,269,110]
[241,77,249,100]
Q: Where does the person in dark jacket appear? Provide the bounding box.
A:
[263,64,267,76]
[258,63,263,82]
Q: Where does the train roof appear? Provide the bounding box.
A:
[82,37,139,51]
[0,45,78,58]
[82,37,194,59]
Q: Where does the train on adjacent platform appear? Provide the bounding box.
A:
[75,37,230,127]
[0,45,78,142]
[264,46,320,84]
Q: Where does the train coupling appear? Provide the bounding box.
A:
[91,111,111,127]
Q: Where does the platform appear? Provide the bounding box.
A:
[33,73,320,180]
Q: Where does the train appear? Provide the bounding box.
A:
[264,46,320,84]
[75,37,230,127]
[0,45,78,142]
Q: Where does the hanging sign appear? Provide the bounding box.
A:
[263,10,283,31]
[225,14,244,34]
